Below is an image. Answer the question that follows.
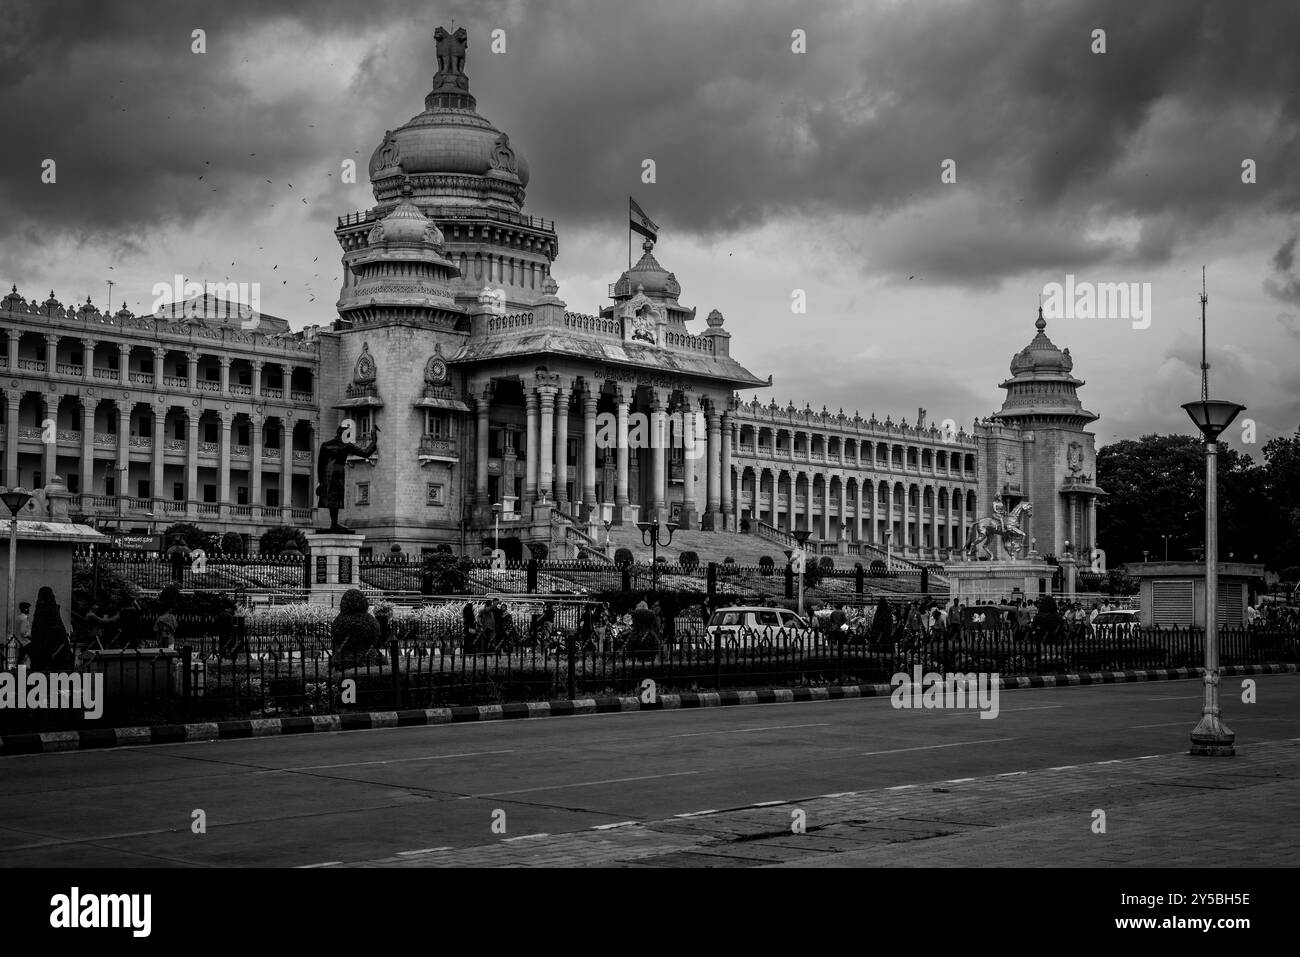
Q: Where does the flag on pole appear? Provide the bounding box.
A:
[629,197,658,241]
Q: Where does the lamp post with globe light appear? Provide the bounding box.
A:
[636,512,678,595]
[1,487,33,664]
[1181,272,1245,758]
[792,528,812,618]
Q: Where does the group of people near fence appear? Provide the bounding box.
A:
[5,586,76,669]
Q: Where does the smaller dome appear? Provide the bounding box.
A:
[368,190,444,247]
[614,239,682,300]
[1010,308,1073,375]
[705,308,724,327]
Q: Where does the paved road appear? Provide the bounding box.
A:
[2,675,1297,867]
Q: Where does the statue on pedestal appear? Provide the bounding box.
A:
[964,500,1033,560]
[316,425,379,533]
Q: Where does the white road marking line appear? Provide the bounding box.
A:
[502,833,550,842]
[1127,721,1192,729]
[675,809,718,818]
[670,722,831,737]
[752,800,787,806]
[861,737,1014,756]
[257,748,517,773]
[467,769,699,798]
[820,792,858,798]
[886,784,916,791]
[593,821,639,830]
[1146,696,1201,700]
[1137,754,1162,759]
[297,861,342,868]
[934,705,1062,715]
[1048,766,1077,771]
[946,778,975,783]
[397,847,452,856]
[997,771,1027,777]
[1094,760,1123,765]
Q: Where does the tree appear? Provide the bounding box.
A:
[259,526,308,556]
[614,547,634,567]
[164,523,210,550]
[220,531,245,555]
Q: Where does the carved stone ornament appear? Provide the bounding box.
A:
[354,342,377,383]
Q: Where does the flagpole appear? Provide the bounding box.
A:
[628,196,632,271]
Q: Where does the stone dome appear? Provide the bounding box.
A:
[367,191,445,247]
[613,239,681,300]
[369,113,530,188]
[1010,308,1074,375]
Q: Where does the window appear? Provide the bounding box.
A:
[33,472,43,490]
[203,484,217,503]
[237,424,249,445]
[104,476,114,496]
[426,483,443,506]
[138,415,151,435]
[173,482,185,501]
[137,480,150,498]
[205,423,218,443]
[237,486,248,505]
[68,475,79,494]
[355,482,369,506]
[175,364,186,378]
[174,420,185,440]
[426,411,450,438]
[265,488,279,507]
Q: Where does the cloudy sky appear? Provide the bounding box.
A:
[3,0,1298,452]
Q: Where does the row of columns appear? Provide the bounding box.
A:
[737,427,976,475]
[472,379,735,527]
[742,468,974,549]
[2,394,311,506]
[4,334,306,398]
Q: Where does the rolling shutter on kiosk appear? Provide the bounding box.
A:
[1152,580,1194,626]
[1216,587,1243,627]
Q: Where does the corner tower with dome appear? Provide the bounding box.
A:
[973,308,1105,562]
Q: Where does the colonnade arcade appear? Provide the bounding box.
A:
[465,368,739,529]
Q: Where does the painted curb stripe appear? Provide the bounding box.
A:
[2,662,1295,755]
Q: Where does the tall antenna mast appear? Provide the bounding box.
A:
[1199,266,1208,401]
[105,278,116,313]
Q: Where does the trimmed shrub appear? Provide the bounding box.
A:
[869,559,887,577]
[220,531,245,555]
[758,555,775,576]
[819,556,834,571]
[679,550,700,569]
[723,556,735,564]
[259,526,308,557]
[331,588,382,668]
[527,542,549,560]
[164,523,209,550]
[614,547,634,567]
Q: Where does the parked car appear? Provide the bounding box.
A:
[1091,609,1139,639]
[705,606,817,647]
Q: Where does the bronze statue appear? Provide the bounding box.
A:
[316,425,379,533]
[964,500,1032,560]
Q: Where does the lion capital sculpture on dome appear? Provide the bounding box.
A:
[435,26,468,75]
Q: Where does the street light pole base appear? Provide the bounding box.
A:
[1189,715,1235,757]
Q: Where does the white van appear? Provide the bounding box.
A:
[705,606,816,647]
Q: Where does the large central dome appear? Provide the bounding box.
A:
[367,26,529,210]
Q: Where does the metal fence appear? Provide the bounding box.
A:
[3,617,1295,735]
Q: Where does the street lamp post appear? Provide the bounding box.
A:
[1181,271,1245,758]
[491,502,501,555]
[885,529,893,572]
[1161,534,1172,562]
[636,513,678,595]
[1,487,34,667]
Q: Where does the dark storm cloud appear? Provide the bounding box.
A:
[1264,232,1300,307]
[2,0,1298,291]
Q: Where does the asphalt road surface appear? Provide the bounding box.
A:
[2,675,1297,867]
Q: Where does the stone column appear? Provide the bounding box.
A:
[803,472,813,536]
[649,390,667,518]
[6,335,17,377]
[218,411,232,515]
[152,346,165,386]
[705,403,722,527]
[219,357,231,395]
[4,393,17,487]
[821,476,831,540]
[279,418,294,512]
[83,339,97,382]
[538,386,555,504]
[186,350,199,392]
[474,386,492,507]
[680,397,697,528]
[554,385,570,507]
[116,403,130,495]
[151,407,165,505]
[251,359,264,399]
[946,488,956,556]
[250,413,263,510]
[613,385,632,524]
[117,344,130,385]
[582,388,598,516]
[524,387,539,505]
[929,484,939,558]
[721,411,733,530]
[44,333,57,375]
[80,400,94,498]
[41,395,57,484]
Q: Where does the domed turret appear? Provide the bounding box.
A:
[992,307,1096,427]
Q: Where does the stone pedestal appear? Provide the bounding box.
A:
[305,532,365,608]
[943,558,1054,604]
